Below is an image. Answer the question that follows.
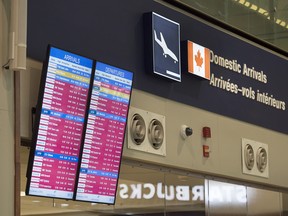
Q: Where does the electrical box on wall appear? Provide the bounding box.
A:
[127,106,166,156]
[241,138,269,178]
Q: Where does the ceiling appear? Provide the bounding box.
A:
[175,0,288,53]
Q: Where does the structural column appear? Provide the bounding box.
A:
[0,0,15,215]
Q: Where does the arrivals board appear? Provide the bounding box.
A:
[75,62,133,204]
[26,46,133,203]
[26,47,93,199]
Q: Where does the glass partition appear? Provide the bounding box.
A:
[206,180,282,216]
[21,146,285,215]
[247,187,282,216]
[21,146,205,215]
[206,180,247,216]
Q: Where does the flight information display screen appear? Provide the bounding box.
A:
[26,46,134,204]
[75,62,133,204]
[26,47,93,199]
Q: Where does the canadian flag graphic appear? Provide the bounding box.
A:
[187,41,210,80]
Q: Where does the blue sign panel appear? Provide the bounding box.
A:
[27,0,288,134]
[180,20,288,134]
[146,12,181,82]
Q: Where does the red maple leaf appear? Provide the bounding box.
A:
[195,50,203,68]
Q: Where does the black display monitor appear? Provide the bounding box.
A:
[26,46,133,204]
[75,62,133,204]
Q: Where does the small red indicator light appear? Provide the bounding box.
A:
[203,127,211,138]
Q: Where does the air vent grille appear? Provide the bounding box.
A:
[148,119,164,149]
[244,144,254,170]
[127,107,166,156]
[241,138,269,178]
[130,114,146,145]
[257,147,267,173]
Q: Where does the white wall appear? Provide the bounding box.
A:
[20,59,41,139]
[123,89,288,190]
[0,0,15,215]
[20,62,288,194]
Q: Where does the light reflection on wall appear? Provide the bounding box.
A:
[118,181,248,203]
[206,180,247,216]
[119,183,204,201]
[208,182,247,203]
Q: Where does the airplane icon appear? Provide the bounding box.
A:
[154,30,178,63]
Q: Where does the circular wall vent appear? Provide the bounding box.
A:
[256,147,267,172]
[148,119,164,149]
[130,114,146,145]
[244,144,255,170]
